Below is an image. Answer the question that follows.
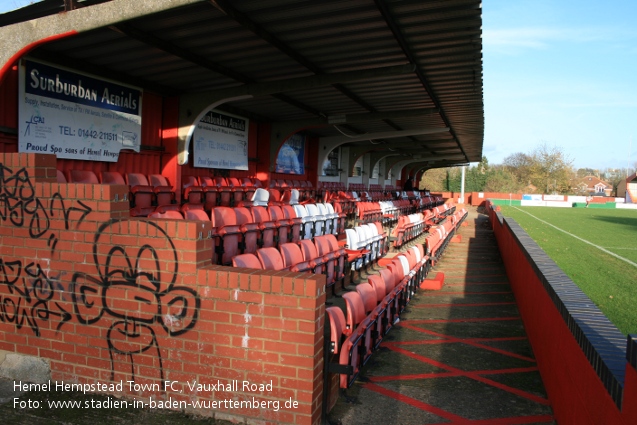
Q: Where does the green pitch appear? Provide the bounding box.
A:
[499,206,637,335]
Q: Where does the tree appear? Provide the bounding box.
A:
[503,152,533,187]
[528,143,574,194]
[484,166,525,193]
[418,168,447,191]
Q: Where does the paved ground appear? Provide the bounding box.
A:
[328,207,556,425]
[0,207,556,424]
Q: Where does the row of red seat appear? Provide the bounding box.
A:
[327,245,428,388]
[328,207,469,389]
[390,202,455,249]
[425,208,467,264]
[231,234,352,294]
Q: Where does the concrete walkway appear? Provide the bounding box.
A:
[328,207,556,425]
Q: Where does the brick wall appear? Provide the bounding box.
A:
[0,153,327,425]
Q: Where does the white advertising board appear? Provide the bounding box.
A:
[19,59,142,162]
[193,110,249,170]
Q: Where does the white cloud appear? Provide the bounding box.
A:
[483,26,637,54]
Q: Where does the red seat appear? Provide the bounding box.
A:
[232,253,263,269]
[182,175,204,204]
[356,275,389,348]
[268,205,291,246]
[281,205,302,243]
[148,174,175,206]
[213,176,233,207]
[299,239,326,275]
[184,209,209,221]
[66,169,99,184]
[199,176,219,210]
[126,172,154,217]
[56,169,67,183]
[268,188,282,205]
[211,207,243,266]
[234,207,260,255]
[251,206,277,249]
[148,209,183,219]
[241,177,256,200]
[279,243,314,273]
[100,171,125,185]
[326,306,346,355]
[226,177,245,205]
[256,247,287,271]
[340,291,374,387]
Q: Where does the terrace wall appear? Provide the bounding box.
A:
[0,152,327,425]
[486,200,637,425]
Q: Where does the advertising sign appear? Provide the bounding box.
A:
[275,133,305,175]
[19,59,142,162]
[193,110,249,170]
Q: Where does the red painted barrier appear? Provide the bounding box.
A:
[485,200,637,425]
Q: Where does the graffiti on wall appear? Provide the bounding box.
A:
[0,163,200,384]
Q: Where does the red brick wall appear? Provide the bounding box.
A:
[0,152,327,425]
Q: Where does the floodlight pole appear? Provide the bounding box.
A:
[460,165,466,204]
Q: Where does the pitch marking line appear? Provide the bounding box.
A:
[512,207,637,269]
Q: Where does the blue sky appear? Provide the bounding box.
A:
[2,0,636,170]
[483,0,637,170]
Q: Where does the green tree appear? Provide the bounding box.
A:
[484,166,524,193]
[528,143,574,194]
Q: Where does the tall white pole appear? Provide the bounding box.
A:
[460,165,466,204]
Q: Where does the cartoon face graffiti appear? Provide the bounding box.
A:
[71,219,200,382]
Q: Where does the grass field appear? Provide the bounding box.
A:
[499,206,637,336]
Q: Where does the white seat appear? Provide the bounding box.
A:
[289,189,300,205]
[355,226,372,265]
[293,204,314,239]
[251,188,269,206]
[317,203,332,234]
[345,228,365,271]
[305,204,325,237]
[323,203,339,235]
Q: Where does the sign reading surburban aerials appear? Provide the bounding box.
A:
[18,59,142,162]
[193,110,249,170]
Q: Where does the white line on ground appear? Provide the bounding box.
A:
[512,207,637,269]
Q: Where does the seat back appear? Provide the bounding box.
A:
[252,206,276,248]
[56,169,67,183]
[368,275,386,303]
[281,205,301,243]
[251,188,270,206]
[149,174,175,206]
[100,171,125,185]
[342,291,366,335]
[257,247,286,271]
[234,207,259,254]
[148,209,183,219]
[356,283,378,315]
[67,169,99,184]
[184,209,209,221]
[182,175,203,204]
[326,306,345,354]
[232,253,263,269]
[212,207,241,265]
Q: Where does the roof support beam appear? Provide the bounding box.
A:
[269,108,438,170]
[316,127,449,176]
[178,63,416,164]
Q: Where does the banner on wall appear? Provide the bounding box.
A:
[275,133,305,175]
[18,59,142,162]
[193,110,249,170]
